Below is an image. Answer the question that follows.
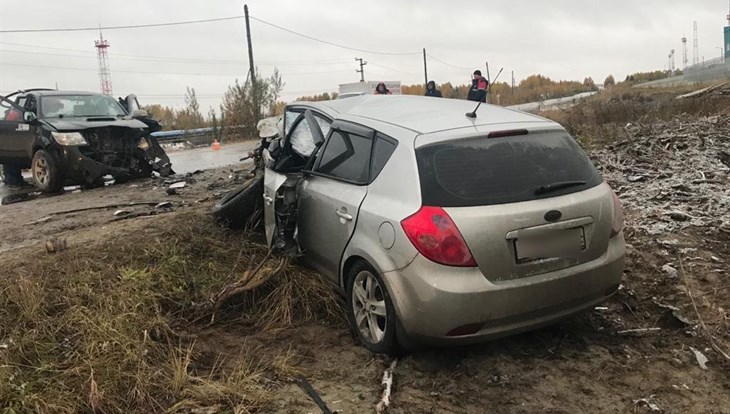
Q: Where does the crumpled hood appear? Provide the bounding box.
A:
[44,118,148,132]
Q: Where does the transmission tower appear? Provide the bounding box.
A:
[681,36,688,67]
[692,21,699,65]
[94,30,113,96]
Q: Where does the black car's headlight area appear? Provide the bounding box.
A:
[51,131,88,146]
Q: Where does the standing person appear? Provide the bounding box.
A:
[373,83,392,95]
[424,81,442,97]
[467,70,489,102]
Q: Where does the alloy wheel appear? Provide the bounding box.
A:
[351,270,388,344]
[34,157,49,185]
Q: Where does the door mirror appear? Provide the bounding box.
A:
[131,109,148,118]
[23,111,37,123]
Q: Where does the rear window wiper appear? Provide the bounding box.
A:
[533,180,587,195]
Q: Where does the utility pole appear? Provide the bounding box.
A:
[423,48,428,85]
[355,57,367,82]
[511,71,515,95]
[244,4,259,121]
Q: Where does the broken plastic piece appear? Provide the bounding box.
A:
[689,347,709,370]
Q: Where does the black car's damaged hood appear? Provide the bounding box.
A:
[43,118,148,132]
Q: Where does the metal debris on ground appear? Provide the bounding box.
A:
[591,115,730,236]
[168,181,187,189]
[689,346,709,370]
[155,202,174,209]
[113,210,131,217]
[633,395,662,412]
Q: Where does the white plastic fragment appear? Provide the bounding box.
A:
[689,347,709,370]
[661,264,678,278]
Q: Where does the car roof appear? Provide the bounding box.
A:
[291,95,552,134]
[31,90,104,97]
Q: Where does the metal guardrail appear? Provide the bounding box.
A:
[151,125,255,146]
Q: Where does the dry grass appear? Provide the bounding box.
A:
[0,210,343,413]
[542,84,730,147]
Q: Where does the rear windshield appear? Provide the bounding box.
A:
[416,130,603,207]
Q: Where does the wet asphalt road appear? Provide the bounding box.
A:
[0,140,258,200]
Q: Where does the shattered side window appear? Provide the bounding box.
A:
[289,117,316,158]
[288,113,331,158]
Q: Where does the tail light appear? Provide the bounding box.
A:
[610,191,624,238]
[401,206,477,267]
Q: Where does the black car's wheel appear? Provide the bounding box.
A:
[212,175,264,229]
[31,150,63,193]
[346,260,399,355]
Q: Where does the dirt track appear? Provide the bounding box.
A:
[1,129,728,413]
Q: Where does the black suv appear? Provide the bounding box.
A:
[0,89,172,192]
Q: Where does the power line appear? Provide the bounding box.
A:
[0,48,353,67]
[249,15,420,56]
[368,62,418,75]
[0,42,356,66]
[426,53,473,70]
[0,15,244,33]
[0,62,353,76]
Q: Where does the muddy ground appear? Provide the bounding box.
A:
[1,127,728,413]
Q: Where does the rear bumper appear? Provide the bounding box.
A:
[381,234,625,346]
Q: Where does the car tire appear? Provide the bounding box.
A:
[212,175,264,229]
[346,260,399,355]
[31,149,63,193]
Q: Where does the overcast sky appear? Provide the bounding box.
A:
[1,0,728,110]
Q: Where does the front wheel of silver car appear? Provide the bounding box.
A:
[346,261,398,355]
[31,150,63,193]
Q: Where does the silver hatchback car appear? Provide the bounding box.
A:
[263,95,625,354]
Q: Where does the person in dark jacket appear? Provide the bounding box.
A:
[374,82,392,95]
[424,81,442,97]
[467,70,489,102]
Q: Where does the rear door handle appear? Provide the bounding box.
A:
[335,209,353,221]
[263,194,273,205]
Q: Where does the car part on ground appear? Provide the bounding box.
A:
[212,175,264,229]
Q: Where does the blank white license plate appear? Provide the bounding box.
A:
[515,227,585,261]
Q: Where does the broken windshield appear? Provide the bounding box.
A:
[40,94,127,119]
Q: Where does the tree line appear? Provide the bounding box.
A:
[143,69,666,135]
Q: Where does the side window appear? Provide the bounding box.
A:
[370,134,397,182]
[289,116,316,158]
[316,129,373,183]
[287,111,331,158]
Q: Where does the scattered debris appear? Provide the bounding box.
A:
[169,181,187,189]
[633,395,662,412]
[45,237,67,253]
[113,210,131,217]
[618,327,662,336]
[375,359,398,414]
[655,302,693,326]
[592,116,730,236]
[689,347,709,370]
[155,202,174,210]
[297,376,333,414]
[25,216,52,226]
[661,264,678,278]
